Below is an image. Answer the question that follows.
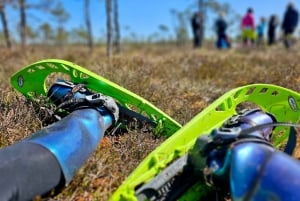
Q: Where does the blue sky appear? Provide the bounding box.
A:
[4,0,300,40]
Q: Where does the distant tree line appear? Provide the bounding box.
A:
[0,0,236,56]
[0,0,121,57]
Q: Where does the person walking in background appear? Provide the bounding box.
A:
[281,2,299,49]
[191,12,203,48]
[215,12,231,49]
[241,8,256,47]
[256,17,267,46]
[268,15,279,46]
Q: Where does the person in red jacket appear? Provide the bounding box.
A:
[241,8,257,47]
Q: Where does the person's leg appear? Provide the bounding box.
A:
[268,33,273,45]
[257,34,264,46]
[27,109,113,184]
[242,30,247,46]
[0,80,119,201]
[0,108,114,201]
[195,33,200,48]
[0,142,63,201]
[216,34,222,49]
[283,30,292,49]
[225,35,231,48]
[251,30,257,47]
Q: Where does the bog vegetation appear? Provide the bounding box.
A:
[0,43,300,200]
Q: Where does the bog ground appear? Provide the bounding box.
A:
[0,44,299,200]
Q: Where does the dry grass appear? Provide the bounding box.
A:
[1,43,300,200]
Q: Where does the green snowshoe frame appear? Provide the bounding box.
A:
[111,84,300,200]
[10,59,181,136]
[9,59,300,200]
